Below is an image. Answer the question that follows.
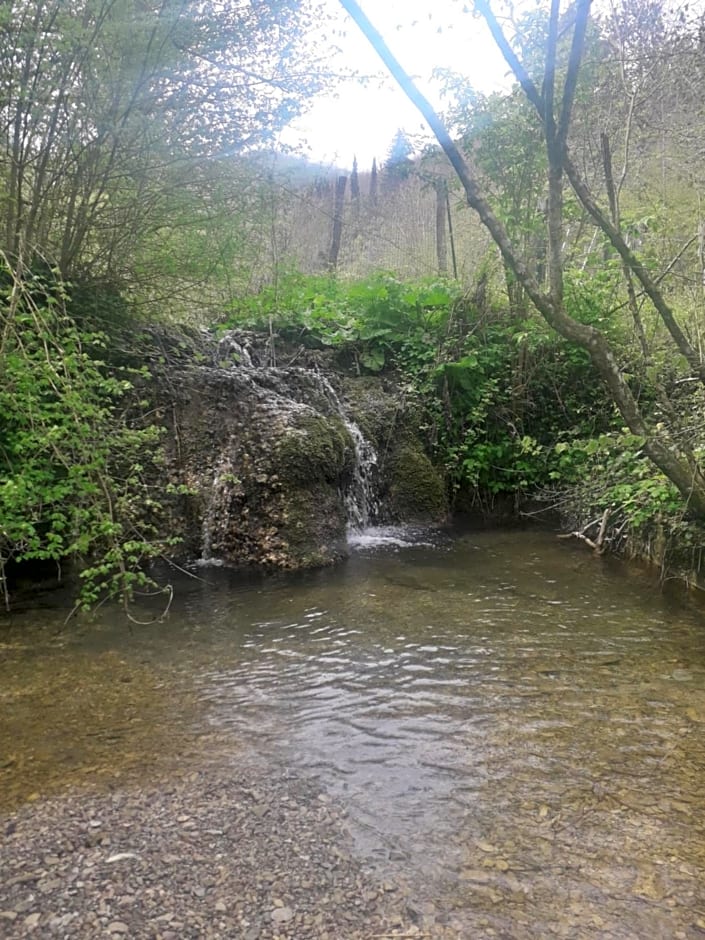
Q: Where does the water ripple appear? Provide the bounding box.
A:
[174,530,705,927]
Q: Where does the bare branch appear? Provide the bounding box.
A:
[475,0,703,380]
[543,0,561,150]
[557,0,592,153]
[473,0,543,112]
[339,0,705,516]
[563,153,705,382]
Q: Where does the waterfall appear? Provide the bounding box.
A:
[307,373,380,533]
[204,331,383,553]
[196,463,227,567]
[342,418,380,532]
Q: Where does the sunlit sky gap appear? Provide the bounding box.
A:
[281,0,510,169]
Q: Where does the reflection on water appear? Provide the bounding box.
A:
[2,528,705,935]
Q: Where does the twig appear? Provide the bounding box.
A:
[558,508,611,554]
[371,934,429,939]
[126,583,174,626]
[595,507,611,552]
[557,530,600,551]
[160,555,206,582]
[0,557,9,612]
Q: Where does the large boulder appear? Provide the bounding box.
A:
[159,330,447,570]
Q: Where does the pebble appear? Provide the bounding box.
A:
[0,762,409,939]
[106,852,140,864]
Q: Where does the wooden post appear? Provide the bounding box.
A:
[435,179,448,275]
[446,187,458,279]
[328,175,347,270]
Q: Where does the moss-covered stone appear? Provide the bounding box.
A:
[274,414,354,485]
[388,444,447,521]
[156,330,452,572]
[279,484,348,566]
[340,377,403,451]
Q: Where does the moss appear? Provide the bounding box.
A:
[279,484,348,566]
[274,414,353,485]
[341,377,402,450]
[388,444,447,520]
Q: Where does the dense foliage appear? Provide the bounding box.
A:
[224,266,705,571]
[224,271,611,495]
[0,0,326,312]
[0,260,174,615]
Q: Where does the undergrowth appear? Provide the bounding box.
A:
[0,258,175,618]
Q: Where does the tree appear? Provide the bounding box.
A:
[0,0,325,289]
[351,155,361,201]
[383,128,414,188]
[338,0,705,517]
[441,79,549,307]
[370,157,379,205]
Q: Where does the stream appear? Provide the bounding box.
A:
[2,527,705,936]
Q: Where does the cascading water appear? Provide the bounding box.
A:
[309,371,431,548]
[202,333,383,555]
[196,459,229,567]
[308,372,381,535]
[341,418,379,532]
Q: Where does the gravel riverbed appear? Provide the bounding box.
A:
[0,756,439,939]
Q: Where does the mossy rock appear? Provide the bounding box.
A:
[280,484,348,566]
[274,414,354,486]
[340,377,401,450]
[388,444,447,521]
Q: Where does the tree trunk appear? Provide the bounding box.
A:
[327,175,347,270]
[435,180,448,275]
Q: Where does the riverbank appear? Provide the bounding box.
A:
[0,755,436,939]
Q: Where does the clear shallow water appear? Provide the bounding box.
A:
[3,528,705,936]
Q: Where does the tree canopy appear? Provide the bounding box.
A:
[339,0,705,518]
[0,0,325,286]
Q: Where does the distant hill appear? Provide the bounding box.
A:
[245,150,347,186]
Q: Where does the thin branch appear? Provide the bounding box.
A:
[655,233,699,285]
[543,0,561,151]
[475,0,705,383]
[474,0,543,112]
[563,152,705,382]
[339,0,705,516]
[557,0,593,153]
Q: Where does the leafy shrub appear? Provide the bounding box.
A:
[223,271,459,372]
[552,429,695,547]
[223,271,613,504]
[0,259,174,616]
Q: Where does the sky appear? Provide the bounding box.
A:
[280,0,512,170]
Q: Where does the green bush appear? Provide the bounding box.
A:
[223,271,459,372]
[0,259,174,616]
